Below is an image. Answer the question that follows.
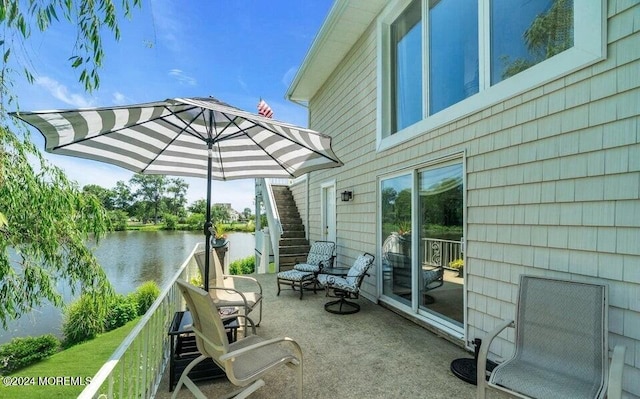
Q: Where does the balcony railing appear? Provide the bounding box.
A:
[422,238,463,268]
[78,244,200,399]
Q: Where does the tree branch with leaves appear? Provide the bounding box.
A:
[0,0,141,327]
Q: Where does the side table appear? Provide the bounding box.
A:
[168,310,239,391]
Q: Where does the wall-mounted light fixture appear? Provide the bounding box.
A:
[341,190,353,202]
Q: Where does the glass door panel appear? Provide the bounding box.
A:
[418,163,464,326]
[381,174,413,305]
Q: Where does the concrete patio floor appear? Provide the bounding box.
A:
[155,273,480,399]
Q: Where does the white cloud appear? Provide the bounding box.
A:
[169,69,197,86]
[35,76,95,108]
[111,91,132,105]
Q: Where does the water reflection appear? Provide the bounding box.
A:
[0,231,254,343]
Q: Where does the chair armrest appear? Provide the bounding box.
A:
[607,345,626,399]
[222,314,257,336]
[219,337,303,363]
[223,274,263,294]
[477,319,514,399]
[208,286,249,305]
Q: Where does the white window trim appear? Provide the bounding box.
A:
[376,0,606,152]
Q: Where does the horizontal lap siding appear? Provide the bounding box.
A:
[304,2,639,395]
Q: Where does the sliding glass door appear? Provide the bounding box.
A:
[418,163,464,326]
[381,174,413,305]
[380,160,464,328]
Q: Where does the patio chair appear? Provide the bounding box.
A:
[317,252,374,314]
[276,240,335,299]
[477,275,626,399]
[195,249,263,328]
[421,264,444,304]
[173,279,303,399]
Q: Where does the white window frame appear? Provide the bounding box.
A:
[376,0,606,152]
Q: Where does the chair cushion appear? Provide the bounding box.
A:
[318,275,357,293]
[277,269,314,281]
[293,263,320,273]
[345,255,372,285]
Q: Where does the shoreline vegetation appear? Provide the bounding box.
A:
[0,254,257,396]
[123,220,255,233]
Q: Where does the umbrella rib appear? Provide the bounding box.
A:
[220,113,296,177]
[227,113,341,164]
[139,107,208,174]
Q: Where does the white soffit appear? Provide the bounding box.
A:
[286,0,386,102]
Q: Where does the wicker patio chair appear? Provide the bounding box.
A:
[195,249,263,328]
[173,279,303,399]
[477,275,626,399]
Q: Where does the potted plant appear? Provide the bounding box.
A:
[211,222,228,247]
[449,258,464,277]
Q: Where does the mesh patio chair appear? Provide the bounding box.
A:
[477,275,626,399]
[173,279,303,399]
[317,253,374,314]
[195,249,263,328]
[276,240,335,299]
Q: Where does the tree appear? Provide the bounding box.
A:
[166,178,189,216]
[83,184,115,210]
[212,204,231,224]
[129,174,167,223]
[188,199,208,215]
[0,0,141,327]
[0,126,112,328]
[112,180,133,212]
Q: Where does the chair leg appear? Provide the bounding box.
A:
[222,379,266,399]
[171,354,207,399]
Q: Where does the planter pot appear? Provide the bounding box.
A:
[211,238,228,248]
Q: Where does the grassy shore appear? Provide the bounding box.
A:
[0,318,139,399]
[125,221,254,232]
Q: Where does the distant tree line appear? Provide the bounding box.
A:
[82,174,253,231]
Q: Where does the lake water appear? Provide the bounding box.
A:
[0,231,255,344]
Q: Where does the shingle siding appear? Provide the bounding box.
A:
[298,2,640,396]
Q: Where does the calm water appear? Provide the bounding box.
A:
[0,231,254,344]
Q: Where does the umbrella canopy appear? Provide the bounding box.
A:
[12,97,343,290]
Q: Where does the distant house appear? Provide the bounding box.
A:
[285,0,639,395]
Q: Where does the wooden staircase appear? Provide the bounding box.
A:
[271,185,309,271]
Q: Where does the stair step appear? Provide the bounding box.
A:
[279,237,309,246]
[282,231,306,239]
[278,245,310,255]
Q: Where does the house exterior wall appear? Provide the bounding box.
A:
[300,1,640,395]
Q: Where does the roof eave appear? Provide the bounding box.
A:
[286,0,386,103]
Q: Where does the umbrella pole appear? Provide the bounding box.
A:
[203,143,213,292]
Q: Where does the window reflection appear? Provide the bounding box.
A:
[491,0,574,84]
[391,0,422,133]
[381,174,413,305]
[429,0,478,115]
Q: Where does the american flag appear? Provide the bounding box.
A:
[257,99,273,118]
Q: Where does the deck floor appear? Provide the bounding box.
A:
[156,273,481,399]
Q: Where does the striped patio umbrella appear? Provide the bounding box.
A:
[12,97,343,290]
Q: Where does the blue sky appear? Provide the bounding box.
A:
[11,0,334,212]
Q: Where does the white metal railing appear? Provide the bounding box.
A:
[258,178,284,271]
[78,244,200,399]
[422,238,463,268]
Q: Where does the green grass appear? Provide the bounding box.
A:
[0,318,140,399]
